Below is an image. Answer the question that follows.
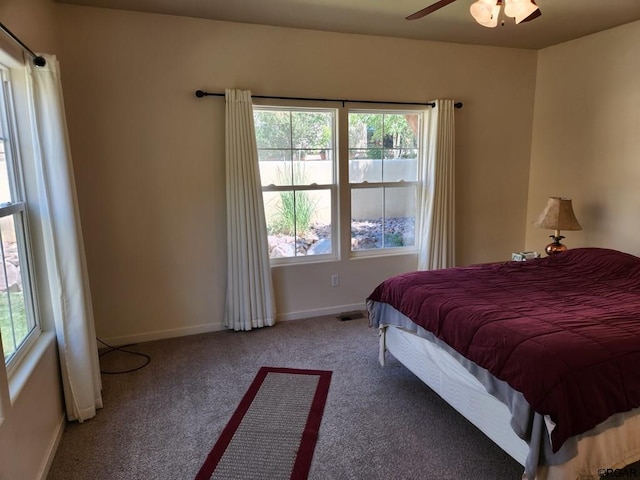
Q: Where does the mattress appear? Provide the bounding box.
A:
[382,322,529,465]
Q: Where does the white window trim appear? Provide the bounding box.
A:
[254,103,340,265]
[253,101,427,264]
[348,107,424,259]
[0,56,42,413]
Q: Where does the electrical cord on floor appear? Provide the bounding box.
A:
[97,337,151,374]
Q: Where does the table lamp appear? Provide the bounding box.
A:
[533,197,582,255]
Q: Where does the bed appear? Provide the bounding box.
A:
[367,247,640,480]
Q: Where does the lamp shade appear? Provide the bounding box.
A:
[533,197,582,231]
[470,0,500,27]
[504,0,539,23]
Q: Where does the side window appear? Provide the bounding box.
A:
[254,107,337,262]
[0,66,38,368]
[348,111,421,253]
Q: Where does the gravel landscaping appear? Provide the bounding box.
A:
[267,217,415,257]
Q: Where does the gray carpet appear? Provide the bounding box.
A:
[47,314,524,480]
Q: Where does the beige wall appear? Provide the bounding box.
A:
[0,335,63,480]
[526,20,640,256]
[54,5,537,341]
[0,0,60,54]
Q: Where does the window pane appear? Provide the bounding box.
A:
[264,189,332,258]
[259,151,333,187]
[349,113,381,148]
[351,188,383,250]
[0,214,31,361]
[384,186,416,248]
[291,111,333,150]
[351,186,416,251]
[294,157,332,186]
[349,151,382,183]
[258,149,289,163]
[349,112,420,183]
[259,153,293,187]
[383,148,418,182]
[257,110,335,187]
[385,113,419,149]
[0,140,12,204]
[254,111,292,149]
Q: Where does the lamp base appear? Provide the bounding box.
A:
[545,235,567,256]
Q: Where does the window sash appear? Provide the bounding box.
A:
[348,109,422,255]
[0,65,39,370]
[349,181,420,189]
[350,183,419,255]
[256,106,338,263]
[0,206,37,368]
[263,183,335,193]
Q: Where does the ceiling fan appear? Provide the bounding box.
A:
[406,0,541,28]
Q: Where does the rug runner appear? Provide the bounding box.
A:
[195,366,332,480]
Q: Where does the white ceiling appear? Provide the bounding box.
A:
[56,0,640,49]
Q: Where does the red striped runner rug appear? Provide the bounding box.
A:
[195,367,332,480]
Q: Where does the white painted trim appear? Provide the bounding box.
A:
[38,412,65,480]
[100,303,367,346]
[276,302,367,322]
[99,321,226,347]
[8,331,56,402]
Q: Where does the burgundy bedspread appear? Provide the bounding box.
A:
[367,248,640,451]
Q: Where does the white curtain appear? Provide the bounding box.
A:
[224,89,276,331]
[28,54,102,421]
[417,99,456,271]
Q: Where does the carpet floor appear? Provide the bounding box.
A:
[47,315,524,480]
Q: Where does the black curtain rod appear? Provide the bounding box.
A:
[0,22,46,67]
[195,90,462,109]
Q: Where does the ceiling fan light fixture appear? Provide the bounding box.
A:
[503,0,540,23]
[405,0,541,27]
[469,0,500,28]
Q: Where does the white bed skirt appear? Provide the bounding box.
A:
[380,324,640,480]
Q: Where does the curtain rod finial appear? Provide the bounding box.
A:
[195,90,206,98]
[33,56,46,67]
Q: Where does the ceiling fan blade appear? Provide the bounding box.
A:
[406,0,458,21]
[519,9,542,23]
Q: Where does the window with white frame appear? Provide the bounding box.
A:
[349,110,420,253]
[254,105,422,263]
[0,65,38,368]
[254,107,337,261]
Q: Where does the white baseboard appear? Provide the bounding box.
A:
[99,321,226,347]
[276,302,367,322]
[38,412,65,480]
[100,302,367,346]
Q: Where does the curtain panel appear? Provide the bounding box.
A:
[224,89,276,331]
[417,99,456,271]
[27,54,102,421]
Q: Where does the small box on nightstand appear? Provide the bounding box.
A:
[512,251,541,261]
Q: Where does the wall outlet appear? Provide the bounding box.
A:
[331,274,340,287]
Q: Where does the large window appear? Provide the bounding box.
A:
[254,107,336,261]
[254,105,422,263]
[0,66,38,367]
